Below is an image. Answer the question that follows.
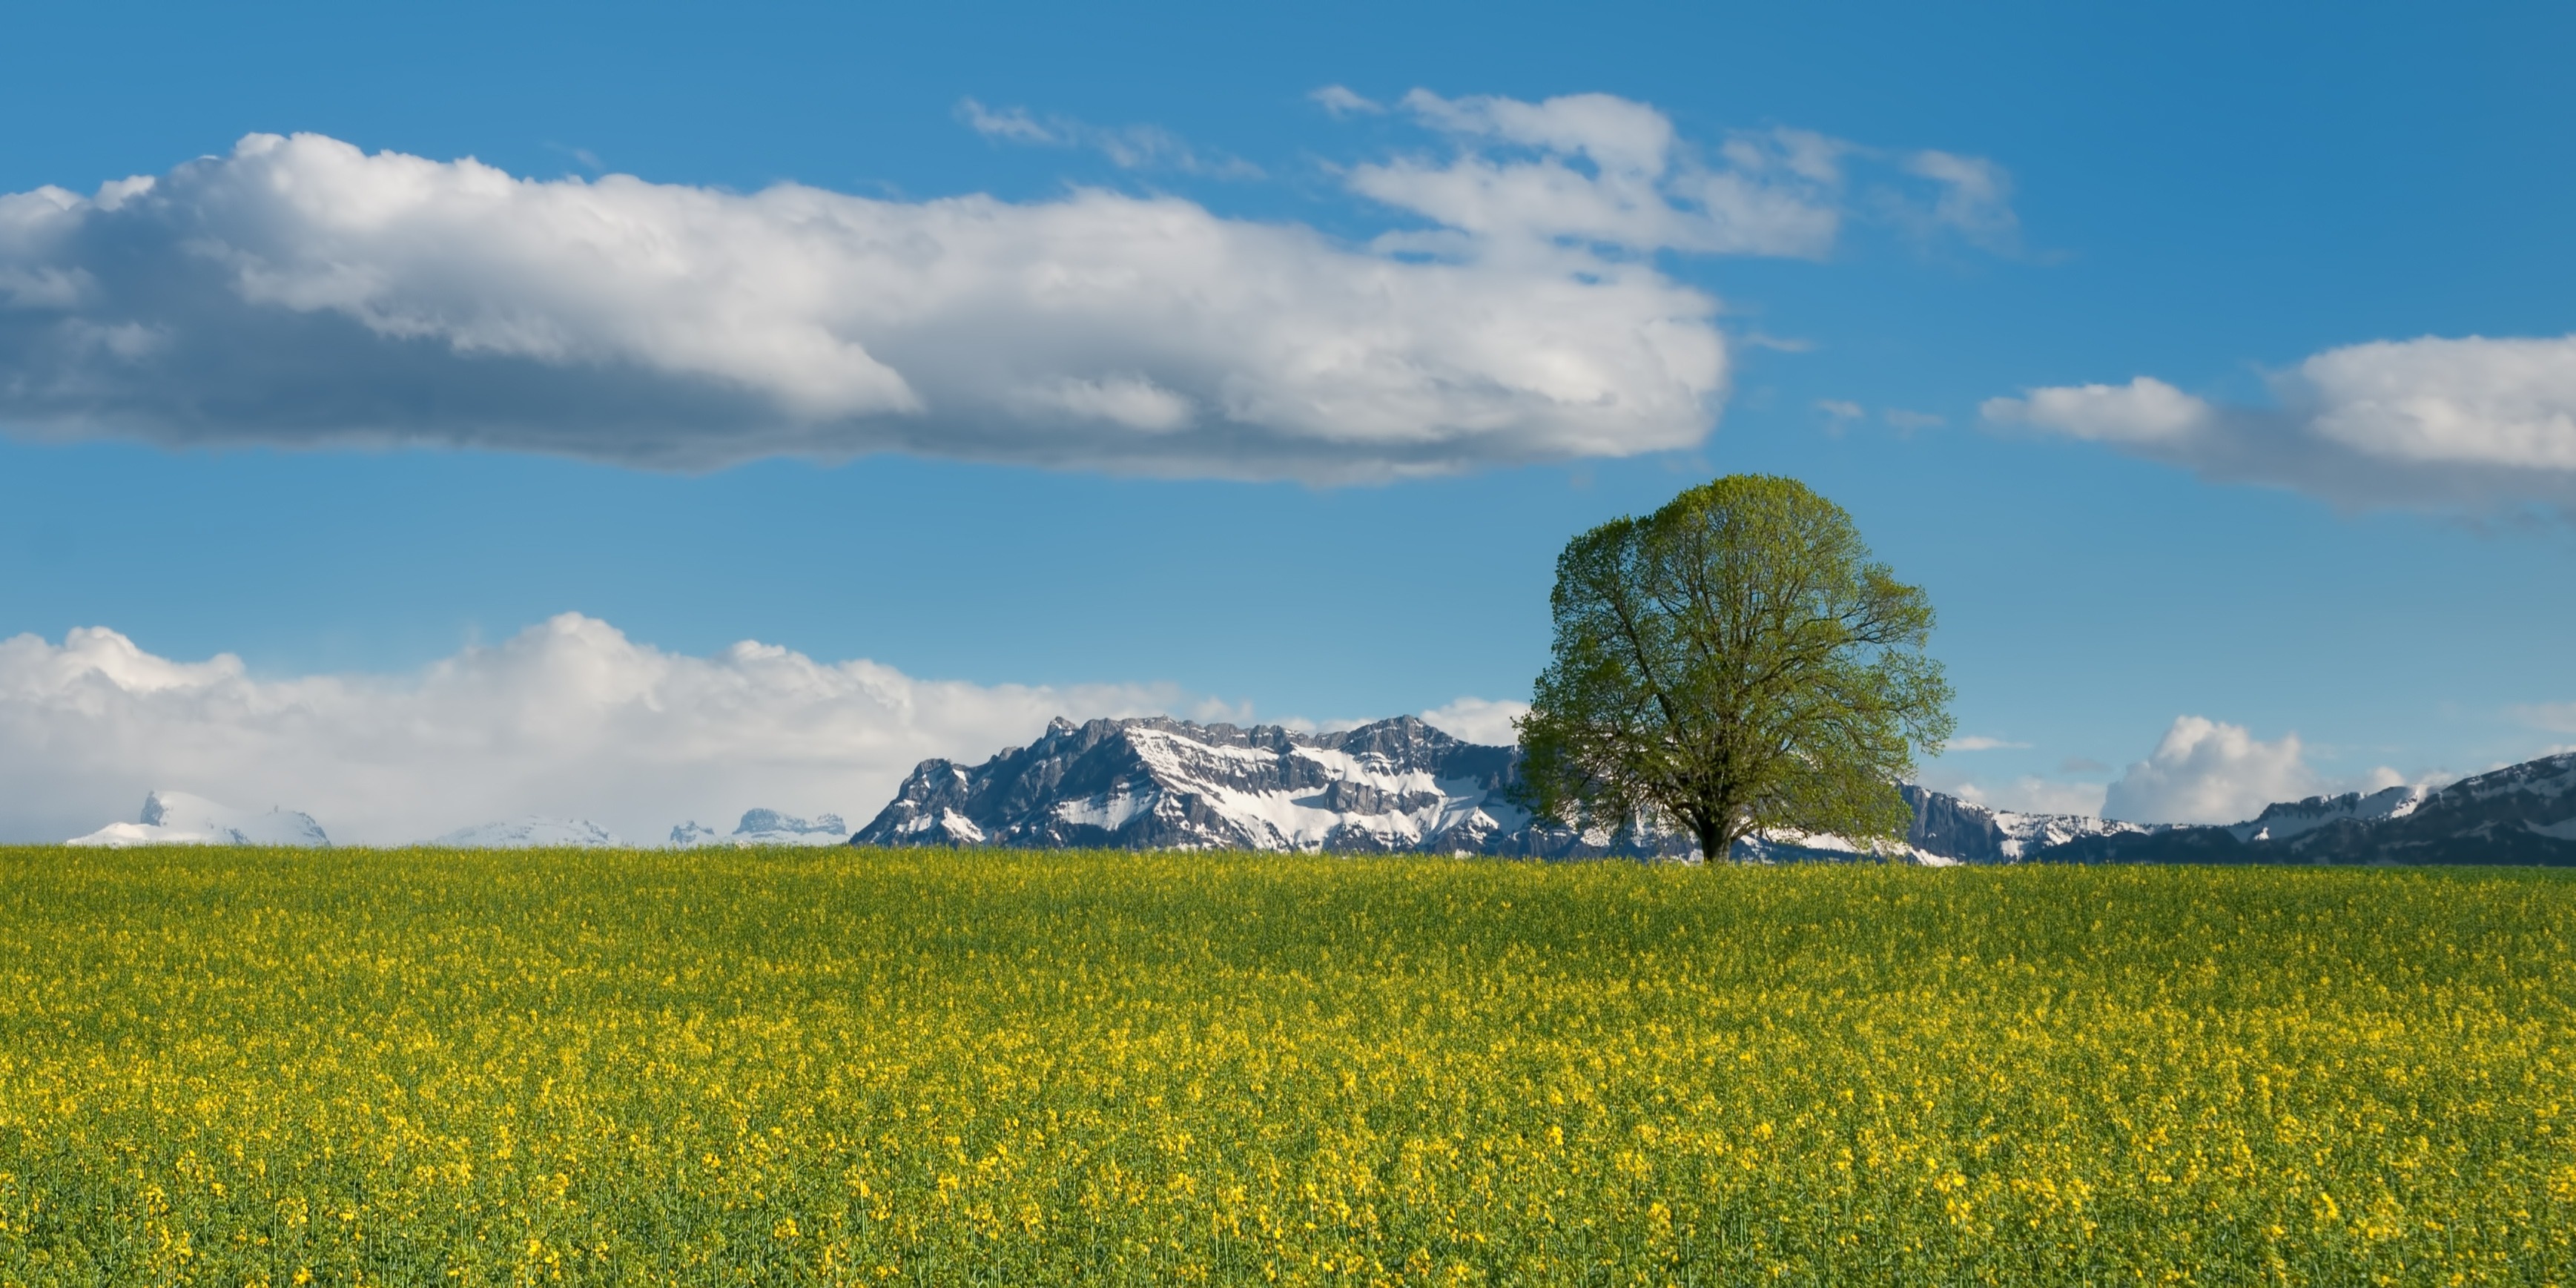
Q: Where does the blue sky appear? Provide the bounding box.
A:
[2,0,2572,842]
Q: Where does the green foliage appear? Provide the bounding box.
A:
[1519,474,1955,859]
[1,845,2572,1284]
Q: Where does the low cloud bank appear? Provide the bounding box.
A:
[1984,335,2576,514]
[0,615,1198,845]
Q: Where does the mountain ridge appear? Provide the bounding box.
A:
[2041,753,2576,865]
[854,715,2576,866]
[852,715,2142,863]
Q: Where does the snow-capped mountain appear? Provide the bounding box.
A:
[2225,784,2430,844]
[853,716,2109,863]
[431,817,623,848]
[2035,753,2576,865]
[851,716,2576,867]
[1899,785,2150,862]
[670,809,850,848]
[67,790,331,848]
[853,716,1550,853]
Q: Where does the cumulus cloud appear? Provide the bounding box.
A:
[1946,735,2032,751]
[0,98,2015,480]
[2101,716,2320,824]
[0,614,1212,845]
[1982,335,2576,513]
[0,130,1726,481]
[1985,377,2214,444]
[1419,696,1529,746]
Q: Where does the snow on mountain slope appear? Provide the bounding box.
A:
[855,716,1549,855]
[670,809,850,847]
[2032,752,2576,865]
[2226,785,2430,843]
[67,790,330,847]
[851,717,2576,866]
[1899,785,2150,862]
[859,716,2002,862]
[432,817,622,848]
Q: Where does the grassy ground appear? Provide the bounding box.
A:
[0,846,2569,1286]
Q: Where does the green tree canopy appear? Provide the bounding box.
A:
[1517,474,1954,862]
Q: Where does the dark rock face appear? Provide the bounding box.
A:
[1902,784,2016,862]
[2031,753,2576,865]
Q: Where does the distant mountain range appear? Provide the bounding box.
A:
[433,817,624,848]
[2040,756,2576,865]
[56,717,2576,864]
[67,790,331,848]
[854,715,2576,866]
[670,809,851,848]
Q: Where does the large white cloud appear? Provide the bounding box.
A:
[0,613,1206,845]
[0,125,1736,481]
[2101,716,2321,825]
[1982,334,2576,512]
[0,96,2018,480]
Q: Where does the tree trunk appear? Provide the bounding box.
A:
[1695,818,1733,865]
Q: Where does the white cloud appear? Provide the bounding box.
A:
[2356,764,2459,793]
[957,99,1261,176]
[2101,716,2320,825]
[1342,91,2018,267]
[2302,336,2576,470]
[1945,777,2109,818]
[1419,696,1528,746]
[1946,735,2032,751]
[1982,376,2214,444]
[0,614,1205,845]
[1309,85,1384,117]
[957,99,1060,145]
[1896,150,2020,251]
[1982,335,2576,513]
[0,130,1728,482]
[0,99,2015,482]
[1348,93,1844,259]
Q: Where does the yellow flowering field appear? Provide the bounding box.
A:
[0,847,2569,1285]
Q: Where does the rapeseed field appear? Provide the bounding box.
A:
[0,847,2568,1286]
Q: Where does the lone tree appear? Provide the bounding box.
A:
[1517,474,1953,862]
